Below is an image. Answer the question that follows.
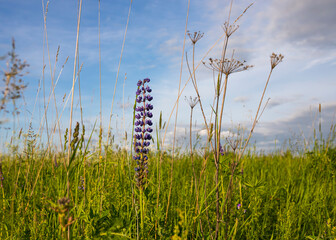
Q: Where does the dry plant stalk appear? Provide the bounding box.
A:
[184,2,284,239]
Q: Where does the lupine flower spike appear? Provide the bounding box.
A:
[133,78,153,189]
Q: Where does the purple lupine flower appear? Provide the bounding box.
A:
[146,95,153,101]
[145,85,152,92]
[54,157,59,168]
[133,78,153,189]
[146,103,153,110]
[219,144,225,156]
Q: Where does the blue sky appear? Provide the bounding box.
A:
[0,0,335,152]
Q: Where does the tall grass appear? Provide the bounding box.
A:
[0,0,335,239]
[0,134,335,239]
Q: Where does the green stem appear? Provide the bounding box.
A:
[140,188,145,237]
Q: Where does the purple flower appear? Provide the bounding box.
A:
[144,133,152,140]
[146,103,153,110]
[133,78,153,189]
[136,106,144,112]
[146,95,153,101]
[146,86,152,92]
[219,144,225,156]
[237,203,241,209]
[145,119,153,126]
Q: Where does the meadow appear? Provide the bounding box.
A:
[1,0,336,239]
[0,133,335,239]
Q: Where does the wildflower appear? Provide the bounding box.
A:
[203,58,253,76]
[222,22,239,37]
[219,144,225,156]
[237,203,241,209]
[187,31,204,44]
[52,197,75,233]
[54,156,59,168]
[270,53,284,69]
[133,78,153,189]
[185,96,199,109]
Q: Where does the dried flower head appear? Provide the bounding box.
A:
[133,78,153,189]
[270,53,284,69]
[185,96,199,109]
[58,197,71,209]
[204,58,253,76]
[187,31,204,44]
[222,22,239,37]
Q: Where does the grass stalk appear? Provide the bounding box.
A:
[106,0,133,145]
[165,0,190,224]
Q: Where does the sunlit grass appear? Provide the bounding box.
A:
[0,138,335,239]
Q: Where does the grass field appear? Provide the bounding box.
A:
[0,135,335,239]
[1,0,336,239]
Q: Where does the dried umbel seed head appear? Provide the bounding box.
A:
[204,58,253,76]
[222,22,239,37]
[270,53,284,69]
[185,96,199,109]
[133,78,153,189]
[187,31,204,44]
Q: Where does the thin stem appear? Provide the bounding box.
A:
[106,0,133,145]
[41,0,49,150]
[98,0,102,157]
[165,0,190,224]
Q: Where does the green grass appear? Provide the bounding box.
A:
[0,140,335,239]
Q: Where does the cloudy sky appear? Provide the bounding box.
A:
[0,0,335,152]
